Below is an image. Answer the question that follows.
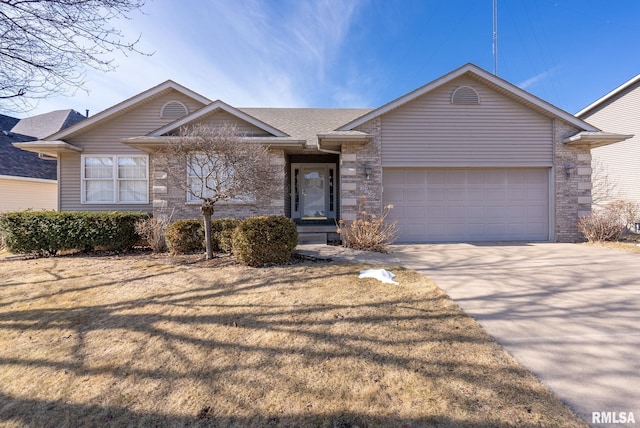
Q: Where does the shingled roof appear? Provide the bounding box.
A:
[0,110,86,180]
[239,108,372,146]
[11,109,86,139]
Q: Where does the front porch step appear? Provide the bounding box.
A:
[296,224,341,245]
[296,224,337,234]
[297,232,328,245]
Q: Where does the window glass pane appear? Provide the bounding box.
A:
[119,180,147,202]
[85,157,113,179]
[85,180,114,202]
[188,177,215,201]
[118,157,147,179]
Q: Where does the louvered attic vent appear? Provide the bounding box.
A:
[161,101,188,118]
[451,86,480,105]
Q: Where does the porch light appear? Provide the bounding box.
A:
[563,163,575,180]
[364,164,372,180]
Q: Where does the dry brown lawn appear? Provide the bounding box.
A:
[586,240,640,254]
[0,253,586,427]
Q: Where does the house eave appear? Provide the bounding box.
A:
[562,132,634,149]
[317,132,372,144]
[121,136,306,152]
[12,140,83,158]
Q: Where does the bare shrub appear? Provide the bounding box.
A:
[135,210,173,253]
[578,200,640,242]
[338,196,397,253]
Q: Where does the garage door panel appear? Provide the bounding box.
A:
[383,168,549,242]
[405,206,426,218]
[446,171,467,185]
[427,189,446,201]
[487,188,506,201]
[404,170,427,184]
[383,169,406,185]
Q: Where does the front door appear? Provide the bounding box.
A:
[291,163,336,220]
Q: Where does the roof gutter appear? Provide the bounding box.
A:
[562,132,633,149]
[121,136,306,152]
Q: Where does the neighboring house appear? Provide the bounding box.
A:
[15,64,630,243]
[577,74,640,204]
[0,110,85,212]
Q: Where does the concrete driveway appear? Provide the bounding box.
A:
[299,243,640,427]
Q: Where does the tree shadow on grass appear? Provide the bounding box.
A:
[0,257,587,427]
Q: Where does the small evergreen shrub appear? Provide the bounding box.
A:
[0,211,147,256]
[211,218,243,253]
[232,216,298,267]
[165,219,204,254]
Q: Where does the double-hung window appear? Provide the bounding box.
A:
[82,155,148,203]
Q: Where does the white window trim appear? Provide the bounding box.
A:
[81,154,149,204]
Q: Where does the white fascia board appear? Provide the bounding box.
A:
[12,140,83,157]
[122,136,305,151]
[576,74,640,118]
[0,174,57,184]
[562,132,634,148]
[338,63,599,132]
[45,80,212,140]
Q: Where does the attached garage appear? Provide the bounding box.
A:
[383,168,550,242]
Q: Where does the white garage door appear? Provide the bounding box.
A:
[383,168,550,242]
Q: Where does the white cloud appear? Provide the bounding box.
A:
[14,0,366,117]
[518,68,555,90]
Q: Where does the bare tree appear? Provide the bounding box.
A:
[591,158,619,205]
[0,0,147,111]
[156,123,280,259]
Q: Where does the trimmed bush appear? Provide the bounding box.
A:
[232,216,298,267]
[211,218,243,253]
[0,211,148,256]
[166,219,204,254]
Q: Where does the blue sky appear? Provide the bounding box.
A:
[14,0,640,118]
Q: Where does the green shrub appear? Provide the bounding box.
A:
[232,216,297,267]
[166,219,204,254]
[0,211,148,256]
[211,218,243,253]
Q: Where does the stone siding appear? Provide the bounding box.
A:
[339,118,383,221]
[553,120,592,242]
[150,149,286,221]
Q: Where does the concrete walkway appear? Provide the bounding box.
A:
[298,243,640,427]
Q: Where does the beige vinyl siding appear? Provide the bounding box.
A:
[0,177,57,212]
[189,110,272,136]
[380,77,554,167]
[59,89,203,211]
[583,83,640,203]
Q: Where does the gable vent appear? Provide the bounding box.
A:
[161,101,188,119]
[451,86,480,105]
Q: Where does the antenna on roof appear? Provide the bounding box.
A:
[492,0,498,75]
